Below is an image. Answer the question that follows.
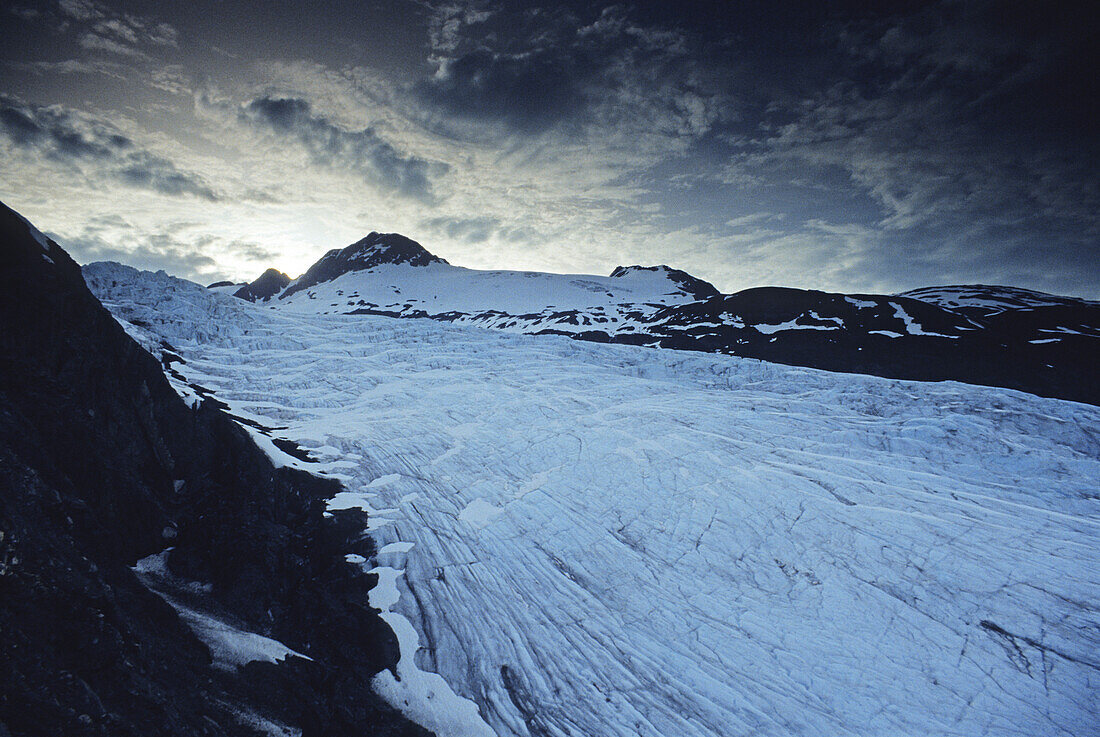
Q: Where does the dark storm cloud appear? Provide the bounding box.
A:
[0,0,1096,296]
[240,95,446,202]
[836,2,1098,142]
[415,4,730,137]
[417,47,587,134]
[0,95,218,200]
[115,150,219,199]
[415,3,584,133]
[581,0,1099,295]
[720,2,1100,292]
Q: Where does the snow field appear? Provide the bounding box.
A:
[276,262,703,316]
[87,264,1100,737]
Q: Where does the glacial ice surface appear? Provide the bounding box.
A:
[86,262,1100,737]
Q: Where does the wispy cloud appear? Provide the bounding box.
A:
[415,4,733,146]
[5,57,130,80]
[57,0,101,22]
[42,210,282,285]
[6,5,41,21]
[56,0,179,58]
[0,0,1095,298]
[78,30,149,59]
[0,95,217,200]
[60,226,276,284]
[420,215,499,243]
[236,95,447,203]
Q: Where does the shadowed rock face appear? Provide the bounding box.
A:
[897,284,1095,317]
[0,202,430,737]
[234,268,291,302]
[280,233,447,300]
[575,286,1100,405]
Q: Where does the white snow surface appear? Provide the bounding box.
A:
[273,261,707,336]
[279,262,701,313]
[133,552,308,671]
[890,302,959,339]
[752,316,840,334]
[88,263,1100,737]
[168,599,312,671]
[208,282,246,296]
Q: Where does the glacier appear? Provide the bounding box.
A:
[85,262,1100,737]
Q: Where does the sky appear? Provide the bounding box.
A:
[1,0,1097,297]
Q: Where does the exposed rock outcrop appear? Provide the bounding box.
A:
[0,201,429,737]
[234,268,291,302]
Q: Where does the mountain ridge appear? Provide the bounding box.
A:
[279,232,448,301]
[6,201,1096,736]
[608,264,720,300]
[223,237,1100,405]
[896,283,1098,316]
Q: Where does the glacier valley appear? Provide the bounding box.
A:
[86,263,1099,737]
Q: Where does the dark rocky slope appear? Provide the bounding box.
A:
[574,286,1099,405]
[234,268,291,302]
[0,202,429,736]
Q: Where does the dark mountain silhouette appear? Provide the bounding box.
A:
[0,202,428,737]
[234,268,291,302]
[897,284,1095,316]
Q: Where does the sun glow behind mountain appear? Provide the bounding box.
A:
[1,1,1097,298]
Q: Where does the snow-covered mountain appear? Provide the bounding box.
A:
[898,284,1097,316]
[6,200,1099,737]
[86,258,1100,737]
[260,233,718,328]
[280,232,450,300]
[230,233,1100,405]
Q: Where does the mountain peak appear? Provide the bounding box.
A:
[234,267,291,302]
[342,231,447,268]
[610,264,719,300]
[280,232,446,300]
